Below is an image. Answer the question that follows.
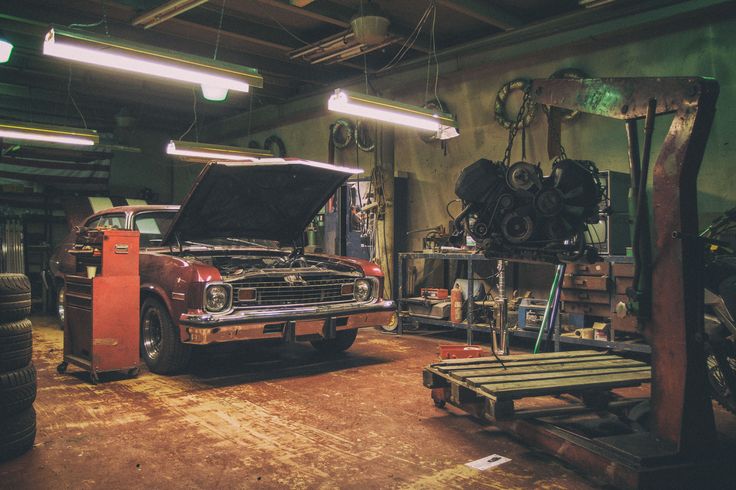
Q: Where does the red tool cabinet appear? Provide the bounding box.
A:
[57,229,140,384]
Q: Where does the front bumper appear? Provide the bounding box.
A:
[179,300,395,345]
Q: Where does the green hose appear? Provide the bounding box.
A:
[534,264,564,354]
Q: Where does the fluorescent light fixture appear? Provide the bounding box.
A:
[132,0,209,29]
[43,27,263,96]
[0,120,99,146]
[201,84,228,101]
[328,89,459,139]
[0,31,12,63]
[166,140,273,161]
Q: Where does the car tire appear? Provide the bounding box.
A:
[0,319,33,373]
[0,407,36,462]
[140,297,191,375]
[0,364,37,416]
[310,328,358,355]
[0,274,31,323]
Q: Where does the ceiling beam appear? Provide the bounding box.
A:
[436,0,524,30]
[252,0,350,28]
[132,0,210,29]
[0,1,353,88]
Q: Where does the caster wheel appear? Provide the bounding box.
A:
[433,399,446,408]
[57,362,68,374]
[128,367,140,377]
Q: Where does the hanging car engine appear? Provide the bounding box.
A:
[451,158,604,263]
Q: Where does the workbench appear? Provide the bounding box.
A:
[397,252,650,354]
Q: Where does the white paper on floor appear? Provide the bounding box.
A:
[465,454,511,471]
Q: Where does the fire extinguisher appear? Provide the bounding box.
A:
[450,284,463,323]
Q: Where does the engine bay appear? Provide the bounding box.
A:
[183,253,362,282]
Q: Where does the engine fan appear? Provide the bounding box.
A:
[452,158,603,263]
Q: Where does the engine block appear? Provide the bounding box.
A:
[453,158,603,263]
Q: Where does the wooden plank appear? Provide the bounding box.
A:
[481,371,651,400]
[438,354,629,375]
[468,366,650,387]
[432,349,606,367]
[462,359,648,385]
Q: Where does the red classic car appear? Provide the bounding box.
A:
[50,159,395,374]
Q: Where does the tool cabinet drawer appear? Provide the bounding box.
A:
[614,277,634,295]
[562,274,609,291]
[562,301,611,317]
[568,262,609,276]
[612,262,635,278]
[560,289,610,305]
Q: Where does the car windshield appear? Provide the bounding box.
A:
[133,211,279,249]
[133,211,176,247]
[187,238,279,249]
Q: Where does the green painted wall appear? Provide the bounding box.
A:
[108,127,174,203]
[219,15,735,259]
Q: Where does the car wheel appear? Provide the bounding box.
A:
[310,328,358,355]
[0,274,31,323]
[56,284,66,328]
[0,319,33,373]
[140,297,191,374]
[0,407,36,462]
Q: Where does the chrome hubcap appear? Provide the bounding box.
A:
[142,309,163,361]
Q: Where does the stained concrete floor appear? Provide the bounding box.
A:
[2,316,735,489]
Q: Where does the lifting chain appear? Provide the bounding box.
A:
[495,78,536,130]
[502,83,534,167]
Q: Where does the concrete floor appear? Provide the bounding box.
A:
[2,316,735,489]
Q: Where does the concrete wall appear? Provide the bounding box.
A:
[220,15,735,251]
[108,127,174,203]
[200,12,736,296]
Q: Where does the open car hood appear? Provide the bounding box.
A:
[162,159,361,245]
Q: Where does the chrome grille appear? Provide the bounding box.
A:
[231,275,356,307]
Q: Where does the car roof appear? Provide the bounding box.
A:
[88,205,180,218]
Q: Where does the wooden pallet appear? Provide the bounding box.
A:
[423,350,651,420]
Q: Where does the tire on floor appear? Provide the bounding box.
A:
[310,328,358,355]
[0,363,37,416]
[0,406,36,462]
[0,274,31,322]
[0,319,33,373]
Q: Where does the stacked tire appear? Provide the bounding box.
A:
[0,273,36,462]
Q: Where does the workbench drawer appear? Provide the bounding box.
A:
[561,289,610,305]
[568,262,609,276]
[562,274,609,291]
[612,295,639,333]
[612,262,635,278]
[562,301,611,317]
[615,277,634,295]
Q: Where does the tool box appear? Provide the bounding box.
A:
[420,288,449,300]
[518,298,585,331]
[58,229,140,384]
[404,297,451,320]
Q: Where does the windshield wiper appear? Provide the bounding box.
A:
[226,238,269,248]
[183,240,215,249]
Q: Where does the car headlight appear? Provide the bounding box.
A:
[354,279,372,302]
[205,284,230,312]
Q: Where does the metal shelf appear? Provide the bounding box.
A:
[397,251,650,354]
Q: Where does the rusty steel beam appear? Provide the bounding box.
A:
[531,77,719,453]
[437,0,524,30]
[253,0,350,28]
[132,0,209,29]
